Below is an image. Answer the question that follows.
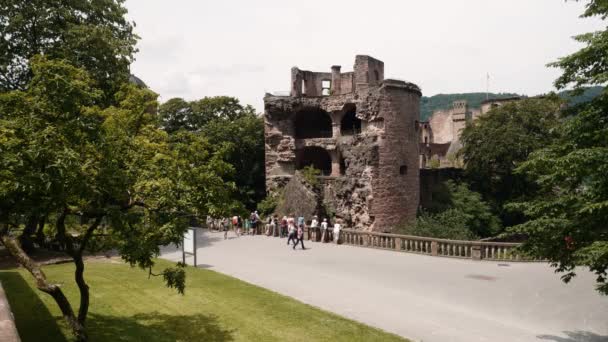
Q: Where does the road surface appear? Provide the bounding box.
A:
[161,229,608,342]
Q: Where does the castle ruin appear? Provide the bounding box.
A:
[264,55,421,231]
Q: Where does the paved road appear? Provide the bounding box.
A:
[161,230,608,342]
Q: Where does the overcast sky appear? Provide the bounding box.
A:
[125,0,604,112]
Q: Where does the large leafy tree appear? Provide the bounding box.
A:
[0,58,235,340]
[159,97,265,210]
[0,0,137,103]
[509,0,608,294]
[459,96,563,226]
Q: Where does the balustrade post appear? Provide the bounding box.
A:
[431,241,438,256]
[471,243,482,260]
[394,238,401,251]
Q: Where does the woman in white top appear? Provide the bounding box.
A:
[320,218,329,243]
[333,219,342,243]
[310,215,319,241]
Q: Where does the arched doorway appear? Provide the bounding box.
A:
[296,146,332,176]
[294,108,332,139]
[340,105,361,136]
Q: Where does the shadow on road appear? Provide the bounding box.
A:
[537,331,608,342]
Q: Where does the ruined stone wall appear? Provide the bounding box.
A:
[266,55,420,232]
[370,81,420,231]
[428,109,453,144]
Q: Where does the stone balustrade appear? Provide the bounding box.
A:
[340,229,540,262]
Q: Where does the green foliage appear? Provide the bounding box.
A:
[162,264,186,295]
[459,96,563,226]
[399,209,478,241]
[510,0,608,295]
[257,193,281,217]
[425,180,501,238]
[428,156,440,169]
[0,260,406,342]
[158,97,264,211]
[509,91,608,294]
[158,96,256,133]
[301,166,321,187]
[0,57,237,334]
[0,0,137,104]
[420,92,520,120]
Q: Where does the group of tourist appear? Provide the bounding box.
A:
[206,212,343,247]
[264,214,342,248]
[206,211,261,239]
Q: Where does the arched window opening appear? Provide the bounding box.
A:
[296,147,332,176]
[294,108,332,139]
[340,106,361,136]
[374,70,380,82]
[321,80,331,96]
[301,79,306,95]
[400,165,408,175]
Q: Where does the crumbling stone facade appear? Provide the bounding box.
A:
[264,55,420,231]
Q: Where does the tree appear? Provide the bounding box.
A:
[508,0,608,295]
[424,180,501,238]
[158,96,256,133]
[459,96,563,226]
[159,97,265,210]
[0,0,137,103]
[0,58,235,340]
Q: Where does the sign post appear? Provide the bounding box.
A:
[182,227,197,267]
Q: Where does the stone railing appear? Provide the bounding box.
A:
[0,282,21,342]
[340,229,540,262]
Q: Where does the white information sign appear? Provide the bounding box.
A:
[183,228,195,254]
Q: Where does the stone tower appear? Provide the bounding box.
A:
[264,55,421,231]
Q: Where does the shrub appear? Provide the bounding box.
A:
[301,165,321,187]
[399,209,478,240]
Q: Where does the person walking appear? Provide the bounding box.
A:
[287,215,296,245]
[293,223,306,250]
[222,217,229,239]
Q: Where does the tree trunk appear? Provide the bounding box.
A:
[35,215,46,247]
[0,233,87,341]
[57,214,102,326]
[19,214,38,253]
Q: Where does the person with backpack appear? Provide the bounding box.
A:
[293,223,306,250]
[250,211,260,235]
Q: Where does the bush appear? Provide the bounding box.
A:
[424,180,501,238]
[301,166,321,187]
[257,192,281,217]
[399,209,478,240]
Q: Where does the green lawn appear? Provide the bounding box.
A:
[0,258,407,341]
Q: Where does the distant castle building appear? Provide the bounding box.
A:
[419,97,520,168]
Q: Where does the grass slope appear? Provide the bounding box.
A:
[0,259,406,342]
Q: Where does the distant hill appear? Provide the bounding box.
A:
[558,86,604,106]
[420,87,604,120]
